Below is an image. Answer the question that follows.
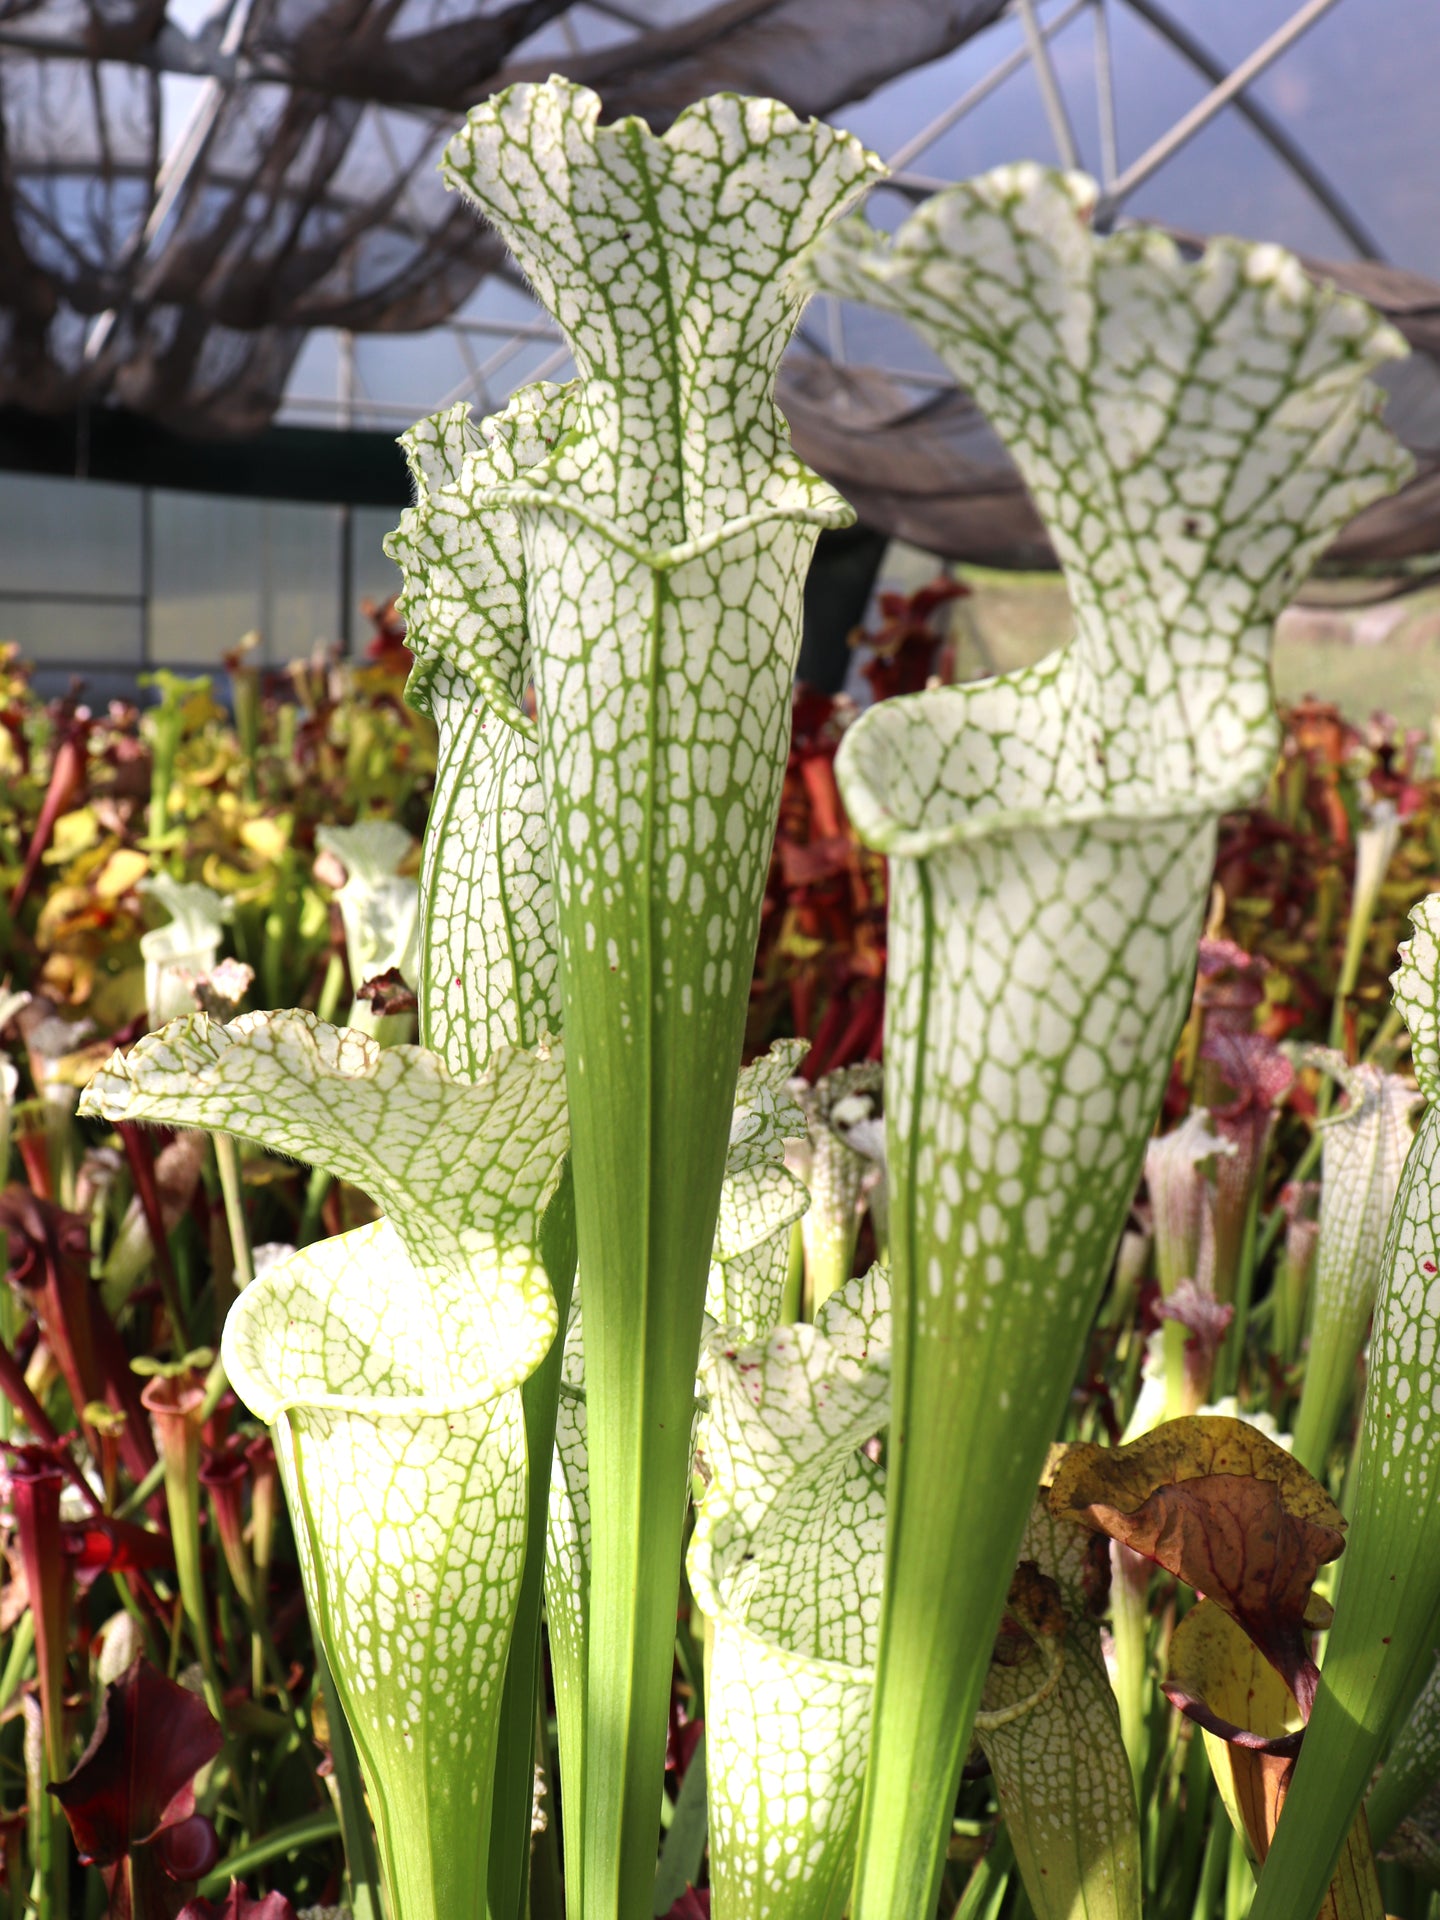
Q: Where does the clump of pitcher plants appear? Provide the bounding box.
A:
[0,74,1436,1920]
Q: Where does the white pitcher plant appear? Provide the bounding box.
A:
[1248,898,1440,1920]
[76,79,1418,1920]
[797,164,1408,1920]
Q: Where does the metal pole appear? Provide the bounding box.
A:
[886,0,1090,173]
[1017,0,1083,169]
[1109,0,1384,256]
[338,329,356,429]
[339,503,353,657]
[1096,0,1345,221]
[1092,0,1120,187]
[83,0,259,364]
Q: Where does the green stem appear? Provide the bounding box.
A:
[488,1166,577,1920]
[110,1570,164,1671]
[30,1729,64,1920]
[297,964,347,1247]
[804,1231,857,1321]
[313,1639,384,1920]
[0,1616,34,1716]
[1109,1546,1150,1796]
[1177,1724,1213,1912]
[569,564,748,1920]
[298,1167,334,1248]
[1254,1128,1323,1271]
[115,1458,164,1521]
[214,1135,255,1295]
[780,1219,804,1326]
[0,1282,16,1448]
[233,667,260,806]
[1161,1318,1191,1423]
[1222,1818,1254,1920]
[150,756,171,848]
[1190,1814,1230,1920]
[315,951,348,1026]
[1272,1237,1307,1373]
[1215,1178,1262,1401]
[148,1387,225,1721]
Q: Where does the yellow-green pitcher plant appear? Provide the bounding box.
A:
[1290,1051,1420,1476]
[799,163,1409,1920]
[82,380,578,1920]
[689,1265,890,1920]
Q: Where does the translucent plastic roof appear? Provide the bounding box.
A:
[0,0,1433,428]
[2,0,1438,562]
[271,0,1440,433]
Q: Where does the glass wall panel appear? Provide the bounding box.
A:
[261,501,343,662]
[0,597,144,666]
[149,490,264,666]
[0,472,142,597]
[0,475,392,681]
[151,492,345,667]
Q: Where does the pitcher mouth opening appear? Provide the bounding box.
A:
[221,1218,549,1426]
[836,670,1230,862]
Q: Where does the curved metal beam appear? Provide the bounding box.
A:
[1102,0,1384,259]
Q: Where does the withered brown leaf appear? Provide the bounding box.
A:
[1049,1416,1344,1712]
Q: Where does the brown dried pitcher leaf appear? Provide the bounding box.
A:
[1049,1416,1344,1712]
